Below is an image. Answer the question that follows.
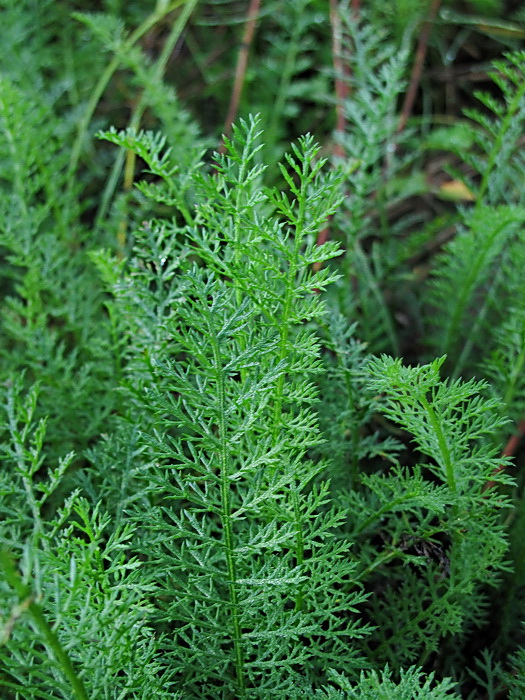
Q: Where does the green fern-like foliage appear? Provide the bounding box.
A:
[427,205,525,376]
[315,313,402,489]
[94,117,371,696]
[425,52,525,377]
[249,0,331,167]
[505,645,525,699]
[461,52,525,207]
[327,13,431,356]
[324,665,460,698]
[0,76,116,462]
[3,3,525,698]
[0,380,173,699]
[354,356,513,669]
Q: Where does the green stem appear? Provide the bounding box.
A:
[67,0,188,185]
[355,548,404,582]
[292,490,305,611]
[271,155,309,440]
[419,393,456,494]
[270,153,309,611]
[355,496,416,536]
[0,552,89,700]
[210,328,246,697]
[95,0,198,228]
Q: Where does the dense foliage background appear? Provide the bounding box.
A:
[2,0,525,697]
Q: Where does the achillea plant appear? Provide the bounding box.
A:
[2,2,525,698]
[96,117,371,695]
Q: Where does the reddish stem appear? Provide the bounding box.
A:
[330,0,349,160]
[219,0,261,153]
[313,0,353,270]
[484,419,525,492]
[397,0,441,135]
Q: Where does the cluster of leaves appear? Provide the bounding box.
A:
[1,1,525,698]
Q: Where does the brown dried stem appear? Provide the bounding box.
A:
[397,0,442,135]
[314,0,353,269]
[330,0,350,160]
[219,0,262,153]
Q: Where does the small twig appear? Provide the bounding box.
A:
[484,418,525,492]
[397,0,442,135]
[329,0,349,160]
[313,0,353,272]
[95,0,198,236]
[502,419,525,459]
[219,0,262,152]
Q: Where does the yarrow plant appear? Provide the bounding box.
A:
[1,2,525,698]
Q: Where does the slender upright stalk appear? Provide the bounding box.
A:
[219,0,262,152]
[314,0,350,266]
[271,155,311,611]
[209,328,246,696]
[397,0,442,135]
[0,553,89,700]
[419,394,457,494]
[95,0,199,232]
[68,1,188,181]
[330,0,349,160]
